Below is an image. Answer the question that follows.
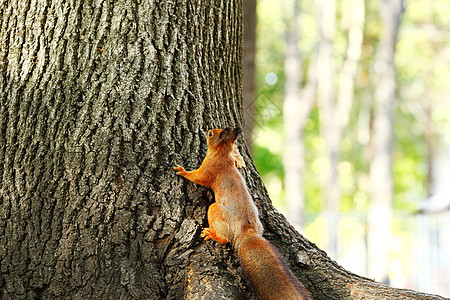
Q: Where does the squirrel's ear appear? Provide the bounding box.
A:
[219,128,231,140]
[225,127,242,143]
[233,127,242,137]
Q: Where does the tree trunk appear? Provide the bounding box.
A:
[282,0,316,231]
[368,0,403,284]
[243,0,257,150]
[316,0,339,260]
[424,101,435,197]
[336,0,364,139]
[0,0,445,299]
[316,0,365,261]
[1,0,244,298]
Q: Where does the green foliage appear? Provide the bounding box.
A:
[252,140,284,179]
[252,0,450,217]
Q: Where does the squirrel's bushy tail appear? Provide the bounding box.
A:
[235,230,311,300]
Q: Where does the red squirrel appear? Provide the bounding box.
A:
[174,127,312,300]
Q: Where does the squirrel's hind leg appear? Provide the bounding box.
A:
[201,203,231,245]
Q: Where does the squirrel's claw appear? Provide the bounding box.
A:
[201,228,229,244]
[173,165,186,175]
[201,228,213,241]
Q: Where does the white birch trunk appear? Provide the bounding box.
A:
[316,0,365,260]
[368,0,403,283]
[316,0,338,258]
[283,0,316,230]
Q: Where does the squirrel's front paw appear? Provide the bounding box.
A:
[201,228,229,244]
[173,165,187,176]
[200,228,213,240]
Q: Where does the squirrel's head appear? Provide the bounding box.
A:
[206,127,242,152]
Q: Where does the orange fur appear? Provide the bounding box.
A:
[174,127,311,300]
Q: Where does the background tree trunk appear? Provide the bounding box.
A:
[282,0,316,231]
[336,0,364,143]
[424,100,435,197]
[316,0,339,260]
[0,0,446,299]
[316,0,364,261]
[368,0,403,284]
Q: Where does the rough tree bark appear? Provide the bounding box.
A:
[0,0,445,299]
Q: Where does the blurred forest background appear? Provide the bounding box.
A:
[243,0,450,296]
